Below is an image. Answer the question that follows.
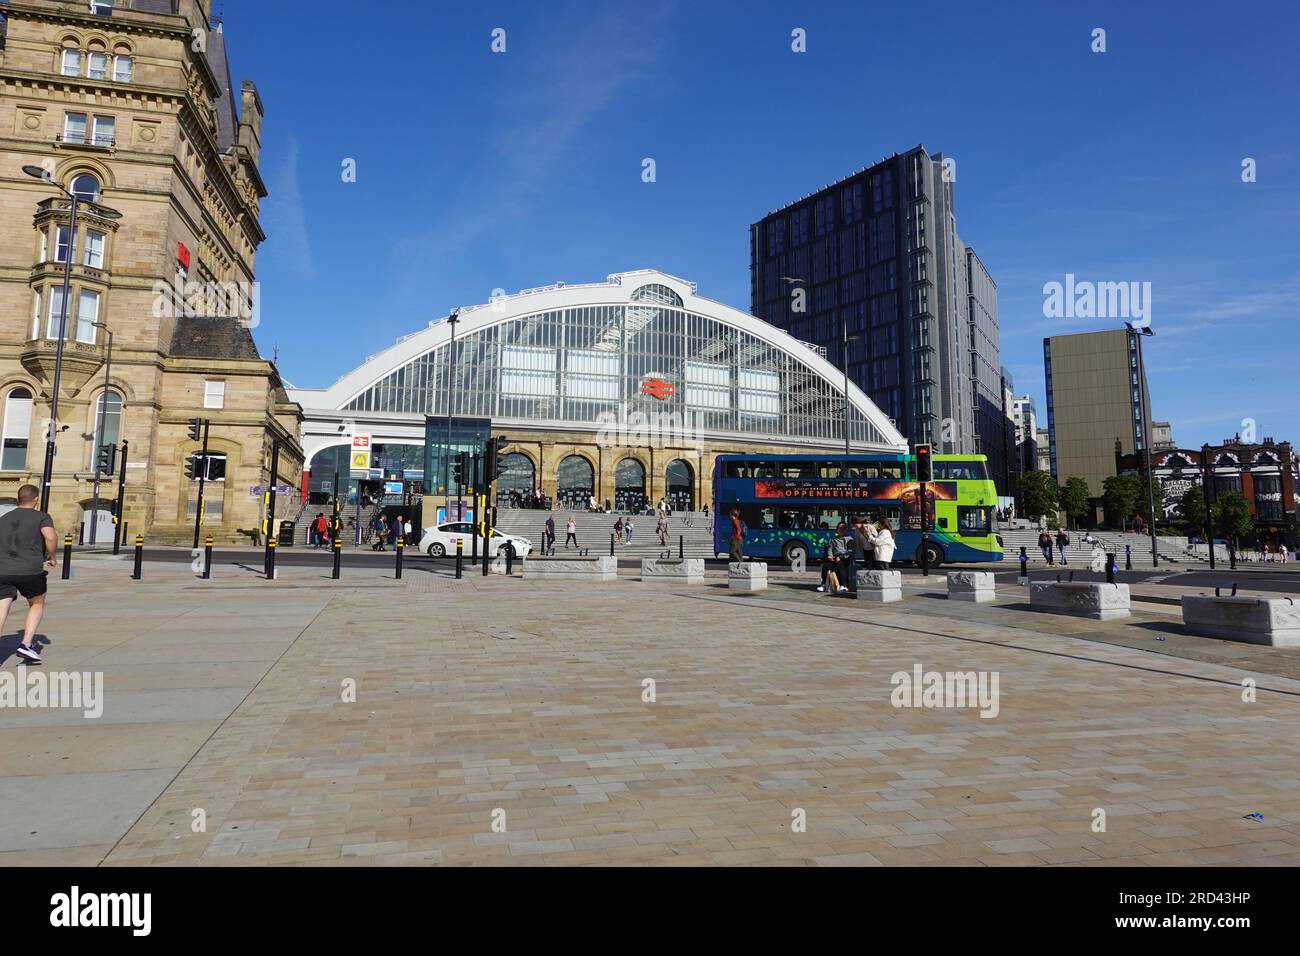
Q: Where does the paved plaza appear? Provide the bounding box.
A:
[1,556,1299,867]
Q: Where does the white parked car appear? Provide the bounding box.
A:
[418,522,532,558]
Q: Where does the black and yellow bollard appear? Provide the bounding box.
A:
[455,539,463,579]
[332,534,342,579]
[62,534,73,580]
[132,535,144,580]
[266,536,278,580]
[395,536,404,580]
[203,535,214,580]
[482,534,489,577]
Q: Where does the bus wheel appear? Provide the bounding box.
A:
[782,540,808,567]
[916,541,944,569]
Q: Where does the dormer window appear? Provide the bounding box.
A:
[90,1,115,15]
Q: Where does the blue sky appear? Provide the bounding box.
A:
[224,0,1299,449]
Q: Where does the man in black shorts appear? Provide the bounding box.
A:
[0,484,57,663]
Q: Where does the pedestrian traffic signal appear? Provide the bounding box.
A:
[485,435,508,482]
[453,451,469,485]
[914,443,933,483]
[188,417,204,443]
[96,443,116,476]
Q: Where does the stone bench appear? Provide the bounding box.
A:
[728,561,767,592]
[1029,581,1130,620]
[640,558,705,584]
[856,569,902,603]
[1180,595,1300,647]
[523,556,617,581]
[946,570,996,603]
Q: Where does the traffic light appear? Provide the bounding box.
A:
[96,443,116,476]
[185,454,202,480]
[915,443,933,483]
[188,417,204,443]
[453,451,469,486]
[485,435,508,482]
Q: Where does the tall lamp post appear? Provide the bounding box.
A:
[89,321,113,545]
[445,307,460,520]
[841,319,862,456]
[22,165,121,515]
[1126,322,1159,568]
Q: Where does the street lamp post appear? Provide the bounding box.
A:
[841,319,862,456]
[21,166,121,517]
[89,321,112,545]
[1127,323,1159,568]
[445,308,460,519]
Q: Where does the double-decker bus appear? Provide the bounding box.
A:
[712,453,1002,567]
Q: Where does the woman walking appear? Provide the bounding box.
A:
[872,520,895,569]
[564,515,578,549]
[656,511,669,547]
[613,516,624,545]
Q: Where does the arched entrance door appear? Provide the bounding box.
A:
[557,455,594,510]
[666,459,694,511]
[497,453,536,506]
[615,458,646,513]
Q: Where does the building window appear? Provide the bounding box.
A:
[31,290,42,340]
[92,115,115,147]
[54,225,71,263]
[61,50,83,77]
[76,290,99,343]
[64,113,88,144]
[91,1,115,15]
[113,55,133,82]
[70,174,101,202]
[84,230,105,268]
[88,52,109,80]
[92,390,123,451]
[204,380,226,409]
[1,389,33,471]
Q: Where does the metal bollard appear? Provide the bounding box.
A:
[482,537,490,576]
[266,537,277,580]
[1018,546,1028,583]
[1229,543,1236,570]
[332,535,342,579]
[679,534,683,559]
[62,534,73,580]
[395,536,404,579]
[1106,552,1116,584]
[203,535,214,580]
[455,539,463,579]
[610,533,615,557]
[132,535,144,579]
[1125,545,1132,571]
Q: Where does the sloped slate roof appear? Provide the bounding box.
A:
[170,316,263,361]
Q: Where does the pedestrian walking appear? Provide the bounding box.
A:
[373,514,387,551]
[624,517,634,545]
[728,508,744,562]
[1281,543,1290,564]
[613,516,624,544]
[872,520,895,569]
[656,512,668,547]
[1038,529,1054,566]
[1056,528,1070,565]
[564,515,577,549]
[544,512,556,556]
[0,484,57,664]
[314,513,328,549]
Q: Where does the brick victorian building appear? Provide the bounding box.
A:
[1117,436,1298,551]
[0,0,301,543]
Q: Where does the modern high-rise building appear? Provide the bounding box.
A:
[749,146,1001,464]
[1043,328,1153,501]
[0,0,302,542]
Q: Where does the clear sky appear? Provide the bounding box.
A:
[223,0,1299,449]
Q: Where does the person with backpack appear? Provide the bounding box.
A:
[372,514,387,552]
[1056,528,1070,565]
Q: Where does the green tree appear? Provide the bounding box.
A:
[1059,476,1091,529]
[1180,486,1208,534]
[1020,471,1059,520]
[1212,492,1254,548]
[1134,477,1164,525]
[1102,474,1139,529]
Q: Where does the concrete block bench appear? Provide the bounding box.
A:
[523,556,617,581]
[728,562,767,592]
[1181,595,1300,647]
[946,570,996,602]
[1029,581,1130,620]
[640,558,705,584]
[856,569,902,603]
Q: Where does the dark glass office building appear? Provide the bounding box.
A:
[750,145,1007,489]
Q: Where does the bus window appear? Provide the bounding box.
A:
[724,462,750,478]
[879,463,904,479]
[818,507,846,529]
[818,462,844,479]
[861,505,901,531]
[958,506,991,533]
[778,508,811,529]
[754,462,778,478]
[844,463,879,479]
[779,461,815,478]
